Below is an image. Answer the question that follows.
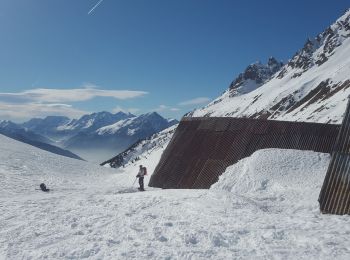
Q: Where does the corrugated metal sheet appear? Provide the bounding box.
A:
[149,117,340,189]
[319,100,350,215]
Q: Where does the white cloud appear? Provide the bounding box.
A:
[0,85,148,103]
[0,102,88,121]
[157,105,167,111]
[152,104,180,112]
[178,97,210,106]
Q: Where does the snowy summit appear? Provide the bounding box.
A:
[190,9,350,124]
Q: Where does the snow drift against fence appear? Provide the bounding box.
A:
[211,149,331,204]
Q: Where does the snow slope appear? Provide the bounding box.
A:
[1,134,350,259]
[0,121,83,160]
[212,149,330,205]
[191,9,350,124]
[101,124,177,168]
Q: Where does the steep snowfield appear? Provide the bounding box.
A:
[96,117,137,135]
[1,134,350,259]
[102,125,177,168]
[54,112,133,133]
[191,10,350,124]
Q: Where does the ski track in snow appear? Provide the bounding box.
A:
[1,134,350,259]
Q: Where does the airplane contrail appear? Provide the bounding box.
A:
[88,0,105,15]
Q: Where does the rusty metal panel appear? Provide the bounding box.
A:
[179,159,206,188]
[149,117,340,189]
[198,118,217,130]
[253,120,270,135]
[228,118,247,132]
[151,156,180,188]
[224,132,251,163]
[242,134,262,158]
[192,159,228,189]
[319,99,350,215]
[212,132,237,160]
[214,118,230,132]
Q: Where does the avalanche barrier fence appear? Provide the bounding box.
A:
[319,100,350,215]
[149,117,340,190]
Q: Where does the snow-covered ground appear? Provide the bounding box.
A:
[1,134,350,259]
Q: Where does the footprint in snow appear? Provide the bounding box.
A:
[185,234,199,245]
[114,188,139,194]
[71,223,78,228]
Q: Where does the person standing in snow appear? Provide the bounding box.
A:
[136,165,146,191]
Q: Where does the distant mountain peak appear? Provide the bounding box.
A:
[229,57,283,96]
[267,56,279,67]
[277,9,350,79]
[114,111,134,117]
[0,120,19,129]
[145,111,161,117]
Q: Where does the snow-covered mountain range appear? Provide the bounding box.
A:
[0,120,52,144]
[189,9,350,124]
[64,112,177,162]
[57,111,134,135]
[1,111,178,163]
[21,112,134,141]
[106,9,350,169]
[22,116,71,140]
[0,120,83,160]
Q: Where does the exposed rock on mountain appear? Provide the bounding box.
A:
[190,9,350,124]
[101,124,177,168]
[229,57,283,96]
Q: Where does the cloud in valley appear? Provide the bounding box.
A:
[0,102,88,121]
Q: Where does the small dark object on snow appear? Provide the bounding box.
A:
[40,183,50,192]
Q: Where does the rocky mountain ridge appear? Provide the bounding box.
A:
[1,111,178,163]
[190,9,350,124]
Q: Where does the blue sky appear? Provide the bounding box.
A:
[0,0,349,122]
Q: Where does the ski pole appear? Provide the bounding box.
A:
[132,177,137,186]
